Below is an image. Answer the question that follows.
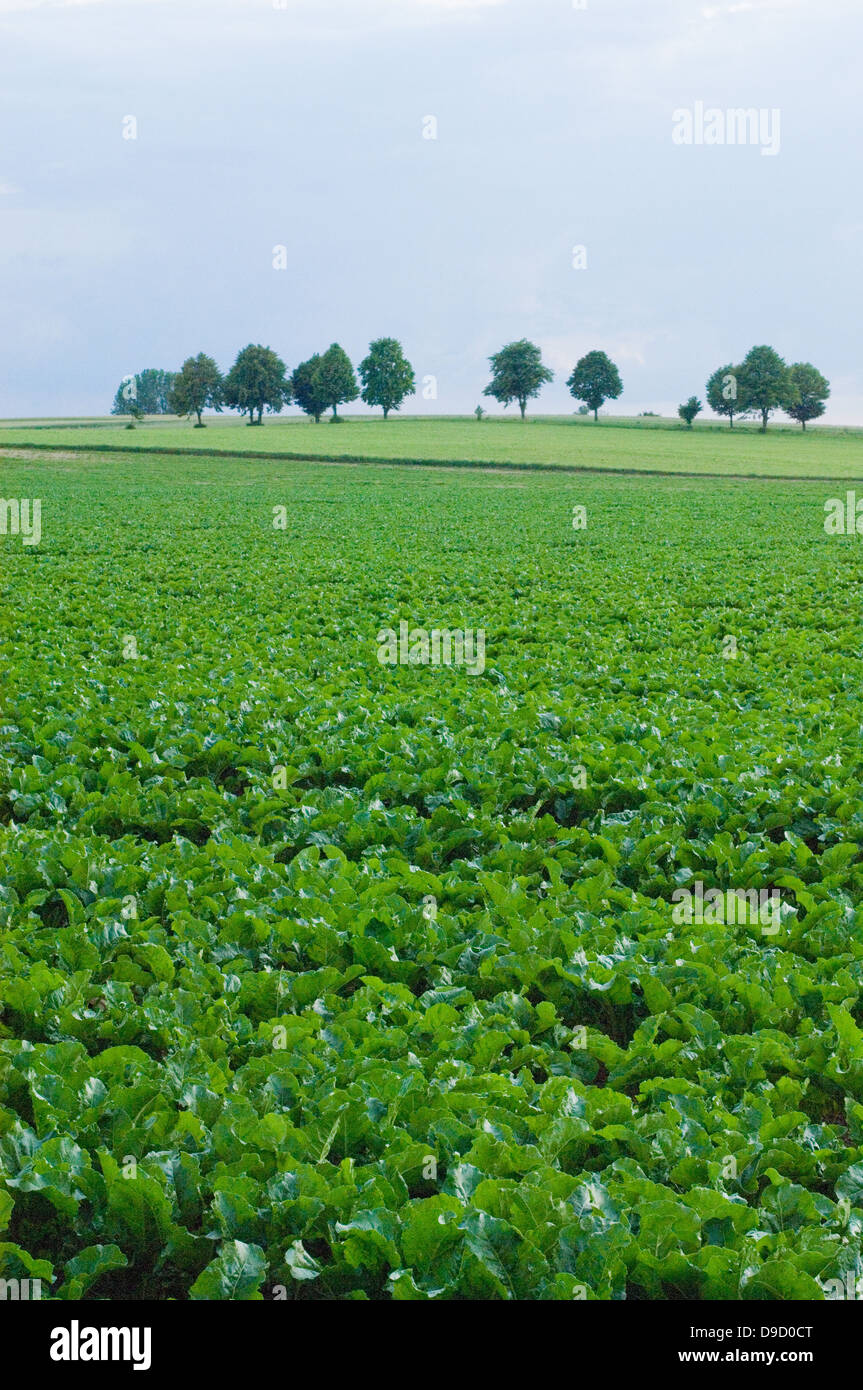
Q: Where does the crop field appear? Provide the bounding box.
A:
[2,413,863,478]
[1,446,863,1301]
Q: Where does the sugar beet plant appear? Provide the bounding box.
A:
[1,451,863,1301]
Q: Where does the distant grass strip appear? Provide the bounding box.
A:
[3,437,863,484]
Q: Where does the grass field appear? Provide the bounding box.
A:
[3,413,863,478]
[1,445,862,1300]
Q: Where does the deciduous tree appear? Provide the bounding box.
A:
[567,351,623,421]
[359,338,416,419]
[738,345,795,433]
[169,354,223,427]
[318,344,359,421]
[223,344,290,425]
[706,364,745,428]
[785,362,829,430]
[111,368,176,416]
[291,355,329,423]
[483,339,553,420]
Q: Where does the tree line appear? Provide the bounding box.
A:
[112,340,415,427]
[682,346,830,431]
[111,339,829,431]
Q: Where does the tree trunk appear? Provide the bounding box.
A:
[196,409,202,426]
[332,405,338,421]
[383,408,389,420]
[519,400,526,420]
[761,409,768,433]
[802,420,806,431]
[594,408,598,421]
[729,414,734,428]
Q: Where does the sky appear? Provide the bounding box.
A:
[0,0,861,421]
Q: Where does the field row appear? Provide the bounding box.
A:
[0,452,862,1299]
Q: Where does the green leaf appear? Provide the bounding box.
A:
[189,1241,268,1301]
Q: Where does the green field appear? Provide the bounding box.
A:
[1,446,863,1300]
[3,412,863,478]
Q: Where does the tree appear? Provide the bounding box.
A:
[169,354,224,427]
[358,338,415,419]
[483,339,553,420]
[291,355,330,423]
[316,343,358,422]
[223,344,290,425]
[785,362,829,430]
[738,345,795,433]
[567,350,623,421]
[678,396,702,428]
[112,377,138,416]
[111,368,176,416]
[706,364,746,428]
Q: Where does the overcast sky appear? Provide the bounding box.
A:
[0,0,861,420]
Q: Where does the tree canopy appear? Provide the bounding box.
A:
[483,339,553,419]
[169,354,223,427]
[567,351,623,421]
[318,344,359,421]
[223,344,290,425]
[705,364,745,427]
[111,368,176,416]
[737,345,796,432]
[785,362,830,430]
[359,338,416,419]
[291,355,330,423]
